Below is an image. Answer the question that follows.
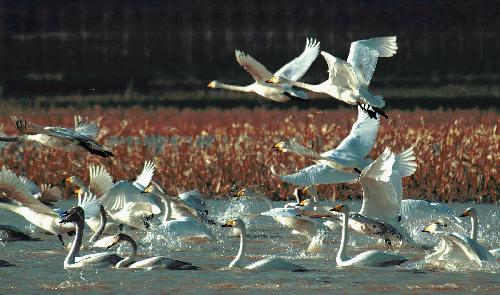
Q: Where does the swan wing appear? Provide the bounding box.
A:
[347,36,397,86]
[10,116,44,135]
[78,191,101,219]
[274,38,320,81]
[320,51,359,89]
[38,184,63,204]
[178,190,207,213]
[0,167,57,217]
[389,147,417,201]
[88,165,114,197]
[325,105,380,162]
[270,164,357,186]
[74,115,100,139]
[133,160,155,190]
[235,50,274,82]
[359,148,399,221]
[18,176,42,196]
[439,232,496,265]
[246,257,306,271]
[130,256,199,270]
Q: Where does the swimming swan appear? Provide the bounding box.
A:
[221,218,307,271]
[207,38,320,102]
[268,36,398,118]
[0,116,112,157]
[0,167,75,245]
[459,208,500,259]
[103,233,200,270]
[331,204,409,267]
[60,206,122,269]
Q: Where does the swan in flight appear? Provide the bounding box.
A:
[207,38,320,102]
[0,116,113,157]
[422,222,497,268]
[18,176,62,207]
[102,233,200,270]
[67,161,161,230]
[221,218,306,271]
[0,167,75,245]
[0,224,41,242]
[141,182,215,243]
[331,204,409,267]
[267,36,398,118]
[459,208,500,258]
[59,206,122,269]
[271,105,380,186]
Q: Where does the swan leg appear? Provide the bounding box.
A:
[57,234,64,246]
[283,92,308,102]
[373,107,388,119]
[353,168,362,174]
[356,102,378,119]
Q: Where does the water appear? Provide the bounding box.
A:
[0,200,498,294]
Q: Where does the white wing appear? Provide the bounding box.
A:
[274,38,320,81]
[271,164,357,186]
[78,191,101,219]
[74,115,100,139]
[347,36,397,86]
[323,106,380,162]
[321,51,359,89]
[235,50,274,82]
[133,161,155,190]
[359,148,399,222]
[390,147,417,202]
[88,165,114,197]
[18,176,42,196]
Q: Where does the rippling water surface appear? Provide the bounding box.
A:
[0,200,498,294]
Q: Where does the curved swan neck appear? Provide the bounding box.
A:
[291,81,322,93]
[230,226,247,268]
[116,234,138,268]
[337,211,350,263]
[470,213,478,240]
[162,196,172,223]
[65,219,84,267]
[89,207,106,243]
[216,82,253,93]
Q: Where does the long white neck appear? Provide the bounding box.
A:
[116,235,137,268]
[161,197,172,223]
[470,213,478,240]
[64,219,84,267]
[216,82,253,93]
[337,211,350,264]
[89,208,106,243]
[229,226,247,268]
[290,80,323,93]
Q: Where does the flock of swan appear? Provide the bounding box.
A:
[0,35,498,273]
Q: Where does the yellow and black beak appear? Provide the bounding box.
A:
[221,219,235,228]
[330,204,343,212]
[142,185,153,194]
[235,190,245,197]
[207,81,215,88]
[297,200,306,206]
[73,188,81,195]
[65,177,73,184]
[421,225,432,233]
[272,142,282,151]
[266,76,278,84]
[459,210,470,217]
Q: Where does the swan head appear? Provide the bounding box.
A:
[105,233,129,249]
[421,222,447,234]
[221,218,245,230]
[60,206,84,224]
[143,180,166,196]
[65,176,76,185]
[459,207,477,218]
[266,76,279,84]
[207,81,218,88]
[272,141,288,152]
[235,188,254,199]
[329,204,349,214]
[297,199,314,207]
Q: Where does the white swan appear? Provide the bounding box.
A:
[0,167,75,245]
[459,208,500,258]
[221,218,306,271]
[102,233,200,270]
[271,105,380,186]
[59,206,122,269]
[141,182,215,243]
[422,222,497,268]
[268,36,398,118]
[207,38,320,102]
[331,204,409,267]
[0,116,112,157]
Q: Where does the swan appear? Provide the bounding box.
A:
[221,218,306,271]
[422,222,497,268]
[0,115,113,157]
[102,233,200,270]
[0,224,41,242]
[268,36,398,118]
[177,190,208,220]
[141,182,215,243]
[459,207,500,258]
[18,176,62,207]
[331,204,409,267]
[0,167,75,245]
[207,38,320,102]
[271,105,380,186]
[59,206,122,269]
[67,161,162,230]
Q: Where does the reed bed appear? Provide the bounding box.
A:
[0,107,497,203]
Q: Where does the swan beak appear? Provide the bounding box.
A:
[65,177,73,184]
[422,225,432,233]
[266,76,278,84]
[235,190,245,198]
[459,210,469,217]
[221,219,235,227]
[330,204,343,212]
[207,81,215,88]
[142,185,153,194]
[297,200,306,206]
[73,188,81,195]
[272,142,283,151]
